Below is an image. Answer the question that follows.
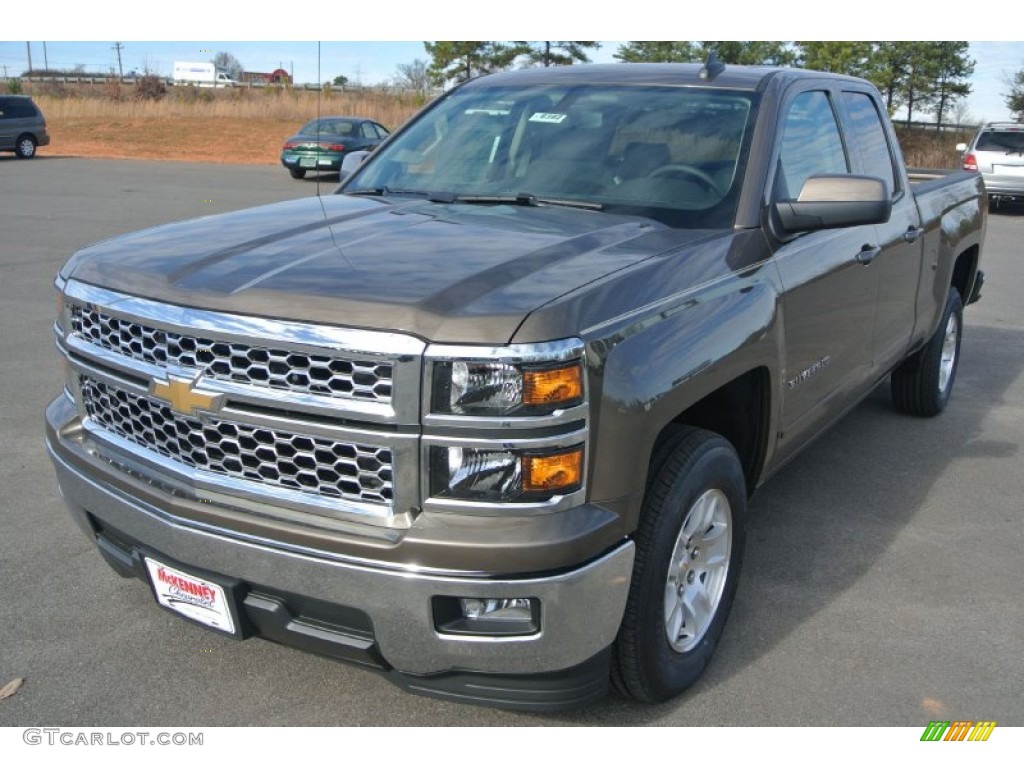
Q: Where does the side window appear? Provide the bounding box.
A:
[841,92,898,196]
[361,123,377,139]
[375,123,390,138]
[776,91,848,200]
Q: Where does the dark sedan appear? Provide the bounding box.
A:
[280,116,389,179]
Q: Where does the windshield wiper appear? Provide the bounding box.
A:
[449,192,604,211]
[344,187,433,197]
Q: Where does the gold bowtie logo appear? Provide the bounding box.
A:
[149,375,224,417]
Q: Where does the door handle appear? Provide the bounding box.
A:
[903,226,925,243]
[856,245,881,265]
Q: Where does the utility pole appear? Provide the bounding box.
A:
[112,42,124,79]
[43,42,49,71]
[26,42,33,73]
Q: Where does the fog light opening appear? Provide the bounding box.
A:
[433,596,540,637]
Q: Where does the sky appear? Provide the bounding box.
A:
[6,5,1023,122]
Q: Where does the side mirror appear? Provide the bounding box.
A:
[339,150,371,180]
[955,142,968,152]
[775,175,892,233]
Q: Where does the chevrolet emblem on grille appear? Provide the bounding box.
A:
[149,374,225,417]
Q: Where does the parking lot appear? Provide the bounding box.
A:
[1,157,1021,726]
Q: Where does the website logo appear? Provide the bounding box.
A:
[920,721,997,742]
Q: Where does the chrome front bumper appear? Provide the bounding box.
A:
[46,394,634,680]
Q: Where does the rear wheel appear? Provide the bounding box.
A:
[891,286,963,417]
[612,427,746,702]
[15,134,37,159]
[289,167,306,179]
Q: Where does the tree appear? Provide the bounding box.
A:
[615,41,794,66]
[1005,68,1024,121]
[424,41,523,87]
[213,51,243,80]
[797,41,877,79]
[928,42,974,128]
[521,42,600,68]
[615,42,700,63]
[698,42,796,66]
[332,74,349,87]
[394,59,431,93]
[873,41,914,114]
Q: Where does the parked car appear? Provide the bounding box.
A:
[280,116,389,179]
[957,122,1024,203]
[0,95,49,159]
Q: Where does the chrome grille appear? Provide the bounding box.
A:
[69,305,393,403]
[80,376,393,506]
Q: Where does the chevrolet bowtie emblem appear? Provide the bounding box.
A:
[149,375,224,417]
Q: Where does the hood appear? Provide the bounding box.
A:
[63,194,722,343]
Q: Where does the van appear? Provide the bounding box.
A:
[0,95,50,158]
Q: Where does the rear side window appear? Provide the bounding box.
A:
[841,91,898,196]
[0,100,37,119]
[976,130,1024,152]
[776,91,848,200]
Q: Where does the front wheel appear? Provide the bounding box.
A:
[612,427,746,702]
[891,286,963,417]
[15,134,37,159]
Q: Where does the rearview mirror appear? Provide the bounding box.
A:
[775,175,892,233]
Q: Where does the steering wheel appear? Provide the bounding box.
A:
[650,164,720,194]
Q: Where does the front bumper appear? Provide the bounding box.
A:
[46,394,634,709]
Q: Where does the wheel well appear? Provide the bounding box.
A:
[655,367,770,494]
[951,246,979,304]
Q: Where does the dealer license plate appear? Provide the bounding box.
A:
[144,557,236,635]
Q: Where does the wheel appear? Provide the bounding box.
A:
[612,426,746,702]
[649,163,719,193]
[891,286,963,417]
[14,134,37,159]
[289,167,306,179]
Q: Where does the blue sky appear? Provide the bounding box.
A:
[7,5,1024,122]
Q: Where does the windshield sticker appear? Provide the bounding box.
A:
[529,112,568,124]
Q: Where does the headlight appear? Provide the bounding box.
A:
[430,445,584,502]
[431,359,584,416]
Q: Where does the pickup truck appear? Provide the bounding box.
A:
[45,63,986,711]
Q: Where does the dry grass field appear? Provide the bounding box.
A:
[24,83,425,164]
[10,81,971,170]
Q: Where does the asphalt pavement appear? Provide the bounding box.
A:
[1,157,1021,726]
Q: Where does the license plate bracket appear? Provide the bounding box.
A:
[144,556,246,638]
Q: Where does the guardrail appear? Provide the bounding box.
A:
[8,75,434,95]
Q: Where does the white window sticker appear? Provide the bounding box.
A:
[529,112,568,124]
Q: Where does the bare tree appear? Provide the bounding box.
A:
[395,59,431,93]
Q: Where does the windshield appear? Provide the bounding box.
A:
[976,129,1024,153]
[343,83,757,228]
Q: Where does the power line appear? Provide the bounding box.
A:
[112,42,124,79]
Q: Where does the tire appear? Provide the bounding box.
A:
[612,426,746,702]
[14,134,37,159]
[289,167,306,179]
[891,286,963,417]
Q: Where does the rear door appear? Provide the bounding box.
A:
[769,85,881,462]
[838,89,924,371]
[0,98,14,149]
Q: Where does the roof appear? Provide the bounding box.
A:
[462,63,868,92]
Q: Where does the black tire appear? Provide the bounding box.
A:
[289,167,306,179]
[15,134,37,159]
[891,286,963,417]
[612,426,746,702]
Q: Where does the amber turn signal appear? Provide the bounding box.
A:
[522,363,583,407]
[523,447,583,493]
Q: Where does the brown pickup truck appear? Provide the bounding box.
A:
[45,63,986,711]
